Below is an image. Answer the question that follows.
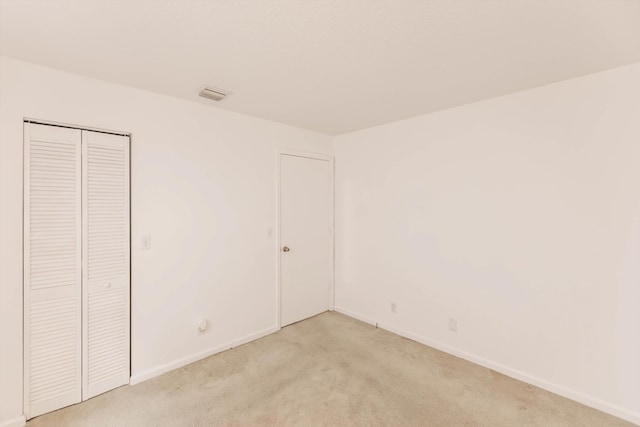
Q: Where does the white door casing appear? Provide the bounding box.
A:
[279,151,333,327]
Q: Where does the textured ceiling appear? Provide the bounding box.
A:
[1,0,639,135]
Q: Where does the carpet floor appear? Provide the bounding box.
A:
[28,311,632,426]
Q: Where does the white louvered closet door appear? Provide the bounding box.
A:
[24,123,83,418]
[81,130,130,400]
[24,123,130,418]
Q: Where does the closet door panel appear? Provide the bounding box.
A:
[24,123,82,418]
[82,130,130,399]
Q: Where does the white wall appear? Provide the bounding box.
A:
[334,62,640,424]
[0,56,332,425]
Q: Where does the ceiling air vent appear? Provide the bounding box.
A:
[199,86,231,102]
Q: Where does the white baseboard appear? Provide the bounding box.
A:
[334,306,377,326]
[337,307,640,426]
[0,415,26,427]
[130,325,280,385]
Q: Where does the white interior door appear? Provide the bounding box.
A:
[280,153,333,327]
[82,130,130,399]
[24,123,83,418]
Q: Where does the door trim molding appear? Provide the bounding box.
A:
[24,118,130,137]
[276,148,335,329]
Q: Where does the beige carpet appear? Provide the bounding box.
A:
[28,312,632,426]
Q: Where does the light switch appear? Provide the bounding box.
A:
[141,234,151,250]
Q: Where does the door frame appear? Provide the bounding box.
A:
[276,148,334,329]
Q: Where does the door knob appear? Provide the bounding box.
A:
[282,246,290,252]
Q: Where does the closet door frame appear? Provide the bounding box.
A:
[23,119,131,418]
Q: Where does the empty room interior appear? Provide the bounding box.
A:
[1,1,640,426]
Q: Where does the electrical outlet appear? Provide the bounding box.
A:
[198,319,208,335]
[449,318,457,333]
[391,302,397,313]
